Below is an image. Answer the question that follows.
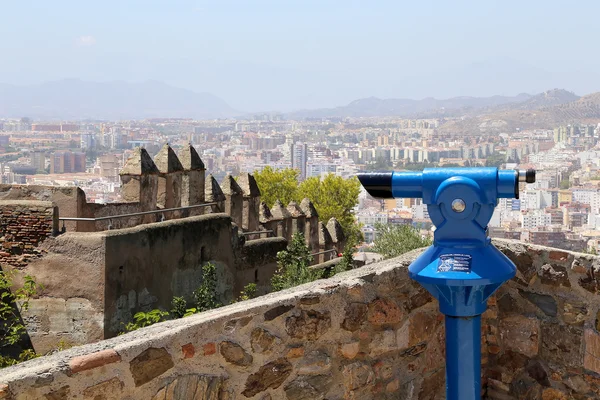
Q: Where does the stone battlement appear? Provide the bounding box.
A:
[2,239,600,399]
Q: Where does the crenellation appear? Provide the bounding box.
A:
[237,173,261,232]
[317,221,334,263]
[153,144,184,219]
[205,174,226,213]
[119,147,159,223]
[178,143,205,214]
[326,217,346,253]
[270,199,293,241]
[300,198,319,251]
[286,200,306,238]
[221,175,243,228]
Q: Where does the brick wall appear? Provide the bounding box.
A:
[0,200,58,268]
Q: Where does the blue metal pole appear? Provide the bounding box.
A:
[444,315,481,400]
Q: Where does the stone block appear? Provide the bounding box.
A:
[130,347,174,387]
[541,322,582,368]
[151,374,224,400]
[285,310,331,340]
[220,341,253,366]
[297,351,331,375]
[82,377,124,400]
[341,302,368,332]
[584,329,600,374]
[342,362,374,391]
[251,328,277,353]
[367,298,403,326]
[242,358,292,397]
[499,315,540,358]
[69,349,121,374]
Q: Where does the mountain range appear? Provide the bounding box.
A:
[1,80,599,131]
[0,79,238,120]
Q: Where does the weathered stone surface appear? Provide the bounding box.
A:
[242,358,292,397]
[499,316,540,357]
[264,304,294,321]
[82,377,124,400]
[340,341,360,359]
[44,386,70,400]
[397,310,439,349]
[584,329,600,374]
[130,347,175,387]
[367,298,403,326]
[541,322,582,368]
[541,388,569,400]
[120,147,159,175]
[220,341,253,366]
[284,375,332,400]
[251,328,277,353]
[562,301,587,326]
[151,374,224,400]
[518,289,557,317]
[539,264,570,287]
[418,369,445,400]
[526,359,550,387]
[0,385,9,400]
[296,351,331,375]
[342,302,368,331]
[342,362,375,391]
[285,310,331,340]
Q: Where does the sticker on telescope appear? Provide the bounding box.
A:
[437,254,472,273]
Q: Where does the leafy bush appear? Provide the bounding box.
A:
[123,309,169,332]
[238,283,258,301]
[372,223,432,259]
[0,270,42,368]
[271,233,322,291]
[193,262,221,312]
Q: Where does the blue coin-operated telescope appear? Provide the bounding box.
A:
[357,167,535,400]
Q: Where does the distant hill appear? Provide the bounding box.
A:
[286,93,533,119]
[0,79,238,120]
[438,89,600,135]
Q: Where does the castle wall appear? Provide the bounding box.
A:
[238,237,288,295]
[18,232,107,355]
[0,184,86,232]
[4,241,600,399]
[103,213,239,338]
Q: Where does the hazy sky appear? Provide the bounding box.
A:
[1,0,600,112]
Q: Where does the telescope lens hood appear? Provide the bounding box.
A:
[357,172,394,198]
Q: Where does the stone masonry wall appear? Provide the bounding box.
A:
[0,200,58,268]
[0,249,444,400]
[486,239,600,399]
[4,240,600,399]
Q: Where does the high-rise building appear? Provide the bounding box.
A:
[291,142,308,180]
[31,151,46,171]
[50,151,86,174]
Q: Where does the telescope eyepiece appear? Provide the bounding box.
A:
[518,169,536,184]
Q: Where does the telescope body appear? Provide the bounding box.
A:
[357,167,535,400]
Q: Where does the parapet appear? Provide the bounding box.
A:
[3,240,600,399]
[178,142,205,171]
[153,144,184,173]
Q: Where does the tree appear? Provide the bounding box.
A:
[252,166,300,208]
[559,179,570,189]
[193,262,221,312]
[271,233,322,291]
[372,223,432,259]
[297,173,362,244]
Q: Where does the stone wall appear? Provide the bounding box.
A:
[0,249,445,400]
[0,200,58,268]
[486,239,600,399]
[3,240,600,399]
[13,213,287,351]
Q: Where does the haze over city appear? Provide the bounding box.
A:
[2,0,600,112]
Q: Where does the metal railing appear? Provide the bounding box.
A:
[310,249,338,257]
[240,230,274,237]
[58,202,218,231]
